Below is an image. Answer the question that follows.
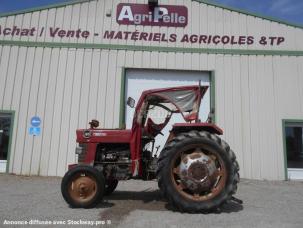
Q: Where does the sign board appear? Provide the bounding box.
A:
[29,127,41,136]
[0,3,287,48]
[116,3,188,27]
[29,116,41,136]
[31,116,41,127]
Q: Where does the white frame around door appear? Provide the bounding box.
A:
[124,69,212,153]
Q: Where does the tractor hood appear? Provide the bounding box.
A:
[76,129,132,143]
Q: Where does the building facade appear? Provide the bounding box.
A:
[0,0,302,180]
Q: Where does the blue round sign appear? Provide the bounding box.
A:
[31,116,41,127]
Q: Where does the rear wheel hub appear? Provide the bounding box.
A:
[179,152,217,193]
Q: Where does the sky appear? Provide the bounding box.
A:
[213,0,303,26]
[0,0,302,26]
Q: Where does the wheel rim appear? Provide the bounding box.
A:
[68,172,97,204]
[171,144,227,201]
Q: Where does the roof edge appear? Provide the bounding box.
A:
[195,0,303,29]
[0,0,91,18]
[0,0,302,30]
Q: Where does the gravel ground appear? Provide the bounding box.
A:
[0,174,303,228]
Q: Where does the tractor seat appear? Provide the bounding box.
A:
[184,113,197,122]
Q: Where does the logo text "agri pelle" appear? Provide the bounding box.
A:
[116,3,188,27]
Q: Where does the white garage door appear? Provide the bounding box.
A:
[125,69,211,153]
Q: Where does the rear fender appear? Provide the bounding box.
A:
[171,123,223,135]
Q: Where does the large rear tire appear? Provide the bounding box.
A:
[157,130,239,213]
[61,165,105,208]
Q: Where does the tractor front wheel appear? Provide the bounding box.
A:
[157,130,239,213]
[61,165,105,208]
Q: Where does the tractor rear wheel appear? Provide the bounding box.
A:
[61,165,105,208]
[157,130,239,213]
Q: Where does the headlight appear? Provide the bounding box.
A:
[75,146,83,155]
[75,143,87,155]
[83,130,91,138]
[75,143,87,162]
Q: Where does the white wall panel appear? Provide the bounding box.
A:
[40,48,60,176]
[9,47,28,173]
[56,49,77,176]
[86,1,97,44]
[2,16,11,41]
[223,55,233,143]
[0,44,302,179]
[53,8,65,43]
[17,48,35,175]
[48,48,68,176]
[22,48,43,175]
[0,0,303,180]
[65,49,84,170]
[1,0,302,50]
[248,55,260,179]
[295,28,303,50]
[239,55,251,178]
[222,9,232,50]
[104,50,118,128]
[87,50,101,119]
[150,51,159,69]
[96,50,109,126]
[36,10,48,42]
[20,13,31,42]
[254,56,265,179]
[31,48,52,175]
[261,56,277,180]
[231,55,243,177]
[0,17,7,40]
[78,49,93,128]
[0,46,10,106]
[29,12,39,42]
[78,2,89,44]
[167,52,175,69]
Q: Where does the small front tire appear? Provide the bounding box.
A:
[61,165,105,208]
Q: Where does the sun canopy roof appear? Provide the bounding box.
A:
[145,86,208,120]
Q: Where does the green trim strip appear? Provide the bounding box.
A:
[0,0,90,18]
[1,40,303,56]
[0,110,15,173]
[194,0,303,29]
[281,119,303,180]
[282,120,288,180]
[210,71,216,123]
[119,67,126,129]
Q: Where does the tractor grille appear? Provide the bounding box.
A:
[75,143,87,163]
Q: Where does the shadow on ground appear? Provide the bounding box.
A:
[98,189,243,225]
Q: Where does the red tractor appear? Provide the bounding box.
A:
[61,85,239,212]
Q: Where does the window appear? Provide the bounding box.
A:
[0,112,13,173]
[285,122,303,169]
